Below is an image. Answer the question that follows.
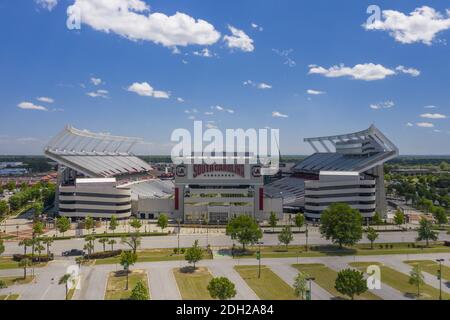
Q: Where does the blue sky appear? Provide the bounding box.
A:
[0,0,450,155]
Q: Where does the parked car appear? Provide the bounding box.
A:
[62,249,85,257]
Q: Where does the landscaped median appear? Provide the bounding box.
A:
[349,262,450,300]
[104,270,150,300]
[404,260,450,281]
[234,265,297,300]
[0,275,34,287]
[292,264,381,300]
[173,267,213,300]
[234,242,450,259]
[0,294,20,300]
[0,256,47,270]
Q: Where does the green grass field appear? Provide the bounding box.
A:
[0,294,20,300]
[95,248,212,265]
[104,270,149,300]
[350,262,450,300]
[405,260,450,281]
[0,275,34,286]
[234,265,297,300]
[0,256,47,270]
[173,267,213,300]
[235,242,450,259]
[292,263,381,300]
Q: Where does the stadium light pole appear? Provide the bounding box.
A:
[257,241,264,279]
[436,259,444,300]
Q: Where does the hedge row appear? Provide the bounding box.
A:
[85,250,123,260]
[83,232,168,239]
[12,253,54,263]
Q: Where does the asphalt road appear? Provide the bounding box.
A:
[3,229,450,256]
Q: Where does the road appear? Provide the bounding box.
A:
[3,229,449,256]
[1,253,449,300]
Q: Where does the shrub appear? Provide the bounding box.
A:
[379,245,383,249]
[85,250,122,260]
[12,254,54,263]
[180,248,186,254]
[0,280,7,289]
[390,244,394,249]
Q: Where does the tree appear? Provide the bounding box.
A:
[0,239,4,256]
[335,269,368,300]
[33,202,44,219]
[372,212,383,225]
[19,239,33,255]
[394,210,405,229]
[32,220,45,237]
[439,161,449,171]
[59,274,72,300]
[157,214,169,232]
[41,236,54,257]
[121,235,141,254]
[269,212,278,231]
[56,216,71,236]
[0,200,9,217]
[319,203,363,248]
[432,206,448,226]
[35,241,44,262]
[185,240,203,269]
[19,258,31,279]
[409,265,425,297]
[278,226,294,249]
[84,216,94,233]
[293,271,308,300]
[226,215,262,251]
[109,215,119,234]
[207,277,237,300]
[84,235,96,257]
[130,281,149,300]
[294,213,305,232]
[129,217,142,233]
[108,239,117,251]
[98,238,109,252]
[366,227,379,249]
[416,218,438,247]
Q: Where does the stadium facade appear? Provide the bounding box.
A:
[45,124,397,222]
[265,125,399,220]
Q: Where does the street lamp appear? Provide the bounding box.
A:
[176,218,181,255]
[305,223,309,252]
[306,277,315,300]
[436,259,444,300]
[256,241,264,279]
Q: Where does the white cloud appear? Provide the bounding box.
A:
[272,111,288,118]
[272,49,296,67]
[90,77,102,86]
[370,101,395,110]
[406,122,414,127]
[68,0,221,48]
[212,105,234,114]
[204,111,214,116]
[420,113,447,119]
[36,97,54,103]
[308,63,396,81]
[223,25,254,52]
[36,0,58,11]
[395,65,421,77]
[17,102,48,111]
[416,122,435,128]
[205,122,218,129]
[214,105,224,111]
[424,105,437,109]
[184,108,198,114]
[193,48,215,58]
[251,23,263,31]
[87,89,109,98]
[244,80,272,89]
[364,6,450,45]
[127,82,170,99]
[307,89,326,95]
[309,63,420,81]
[177,97,185,103]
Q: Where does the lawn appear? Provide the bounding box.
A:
[173,267,213,300]
[234,242,450,259]
[95,248,212,265]
[234,265,297,300]
[0,294,20,300]
[104,270,149,300]
[0,275,34,287]
[292,264,381,300]
[405,260,450,281]
[350,262,450,300]
[0,256,47,270]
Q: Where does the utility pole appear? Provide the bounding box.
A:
[437,259,444,300]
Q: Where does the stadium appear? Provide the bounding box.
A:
[44,124,398,223]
